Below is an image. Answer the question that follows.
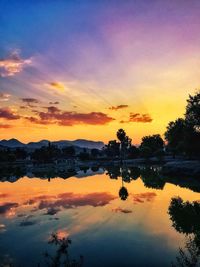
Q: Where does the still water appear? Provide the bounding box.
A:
[0,165,200,267]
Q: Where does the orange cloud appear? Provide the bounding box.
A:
[25,107,115,126]
[0,124,13,129]
[120,113,153,123]
[0,51,32,77]
[109,104,129,111]
[0,108,20,120]
[48,82,66,91]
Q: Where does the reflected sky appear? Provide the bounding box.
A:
[0,169,200,267]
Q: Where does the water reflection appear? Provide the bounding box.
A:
[1,164,200,267]
[1,164,200,194]
[105,165,200,193]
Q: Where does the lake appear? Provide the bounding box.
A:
[0,165,200,267]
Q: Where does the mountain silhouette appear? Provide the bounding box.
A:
[0,138,104,150]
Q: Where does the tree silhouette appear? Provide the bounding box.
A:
[165,118,186,158]
[116,129,131,162]
[104,140,120,158]
[185,91,200,131]
[168,197,200,235]
[43,233,84,267]
[172,235,200,267]
[119,186,129,201]
[118,170,129,200]
[140,134,164,158]
[165,92,200,158]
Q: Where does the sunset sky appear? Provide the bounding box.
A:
[0,0,200,144]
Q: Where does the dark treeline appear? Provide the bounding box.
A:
[0,91,199,164]
[0,144,102,163]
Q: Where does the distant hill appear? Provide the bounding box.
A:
[0,138,104,150]
[0,138,25,148]
[71,139,104,149]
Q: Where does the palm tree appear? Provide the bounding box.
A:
[116,129,131,164]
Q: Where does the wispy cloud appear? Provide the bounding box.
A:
[21,98,39,104]
[0,50,32,77]
[109,104,129,111]
[0,124,13,129]
[120,113,153,123]
[112,207,132,214]
[21,98,40,108]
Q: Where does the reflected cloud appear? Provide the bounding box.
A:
[44,207,61,216]
[0,202,18,215]
[25,192,117,215]
[0,224,6,233]
[55,229,70,239]
[132,192,157,204]
[19,220,37,227]
[112,207,132,214]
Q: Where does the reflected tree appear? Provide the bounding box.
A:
[43,233,84,267]
[129,167,141,180]
[121,166,131,183]
[168,197,200,234]
[119,185,129,201]
[140,166,165,190]
[172,235,200,267]
[106,166,121,179]
[169,197,200,266]
[119,168,129,201]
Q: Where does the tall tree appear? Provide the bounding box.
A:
[165,118,186,157]
[116,129,131,161]
[105,140,120,158]
[140,134,164,157]
[185,91,200,132]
